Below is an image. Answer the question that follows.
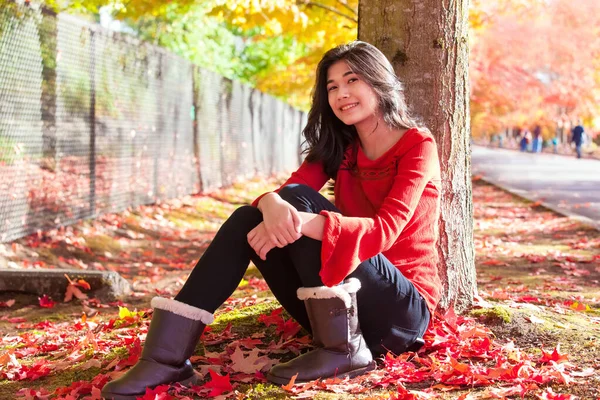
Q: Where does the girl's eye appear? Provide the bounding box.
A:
[348,78,357,83]
[327,86,337,92]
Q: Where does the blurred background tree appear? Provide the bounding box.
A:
[42,0,600,138]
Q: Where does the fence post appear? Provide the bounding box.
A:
[192,66,202,193]
[39,5,58,172]
[153,52,163,201]
[89,29,96,216]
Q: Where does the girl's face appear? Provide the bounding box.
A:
[326,60,379,126]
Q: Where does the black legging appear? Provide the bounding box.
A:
[175,184,335,331]
[175,184,431,356]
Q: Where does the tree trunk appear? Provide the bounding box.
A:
[358,0,476,312]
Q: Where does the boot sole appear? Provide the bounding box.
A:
[266,360,377,386]
[101,374,199,400]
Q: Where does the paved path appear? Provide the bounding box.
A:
[471,146,600,227]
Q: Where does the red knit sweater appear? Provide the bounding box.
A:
[252,128,442,313]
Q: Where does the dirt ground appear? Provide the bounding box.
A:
[0,177,598,399]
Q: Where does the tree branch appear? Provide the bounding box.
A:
[300,1,358,23]
[335,0,357,16]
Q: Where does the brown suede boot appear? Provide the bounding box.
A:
[101,297,213,400]
[266,278,376,385]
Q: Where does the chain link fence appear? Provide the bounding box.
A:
[0,2,306,242]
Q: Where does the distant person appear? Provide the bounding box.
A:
[519,130,530,152]
[571,124,585,159]
[552,136,559,154]
[532,125,542,153]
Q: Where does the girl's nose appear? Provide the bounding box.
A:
[338,87,349,100]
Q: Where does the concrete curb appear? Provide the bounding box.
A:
[477,176,600,232]
[0,269,132,301]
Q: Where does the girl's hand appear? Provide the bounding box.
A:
[247,222,278,260]
[257,193,303,247]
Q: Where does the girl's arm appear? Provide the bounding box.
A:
[298,212,326,241]
[253,160,329,246]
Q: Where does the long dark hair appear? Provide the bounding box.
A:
[303,41,423,179]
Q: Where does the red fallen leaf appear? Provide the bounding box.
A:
[536,387,577,399]
[232,337,263,349]
[277,318,301,340]
[116,337,142,370]
[258,307,285,327]
[281,373,298,391]
[539,345,569,364]
[15,387,52,399]
[229,347,270,374]
[77,279,91,290]
[525,254,546,263]
[138,384,172,399]
[441,306,458,331]
[2,316,27,323]
[202,369,233,397]
[0,299,15,308]
[517,295,543,304]
[6,360,53,381]
[288,377,320,395]
[390,383,433,400]
[203,323,235,345]
[64,284,88,302]
[39,295,56,308]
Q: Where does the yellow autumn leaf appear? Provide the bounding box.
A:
[118,306,144,319]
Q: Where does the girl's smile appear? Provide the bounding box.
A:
[326,60,379,128]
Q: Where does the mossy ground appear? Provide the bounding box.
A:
[0,177,599,399]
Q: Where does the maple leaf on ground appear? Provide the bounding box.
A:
[281,373,299,391]
[64,284,88,302]
[203,323,235,345]
[6,360,53,381]
[390,383,437,400]
[0,299,15,308]
[229,347,270,374]
[231,337,263,350]
[258,307,285,327]
[139,384,172,399]
[39,294,56,308]
[76,279,91,290]
[15,387,52,400]
[115,337,142,370]
[63,274,91,302]
[536,387,578,400]
[277,318,301,340]
[539,345,569,364]
[196,364,223,379]
[202,369,233,397]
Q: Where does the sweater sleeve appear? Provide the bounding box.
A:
[319,137,439,286]
[251,160,329,207]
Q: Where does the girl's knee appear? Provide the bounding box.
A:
[229,205,262,225]
[278,184,314,202]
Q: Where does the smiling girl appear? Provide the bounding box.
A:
[102,41,442,399]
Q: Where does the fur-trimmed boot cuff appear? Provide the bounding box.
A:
[151,297,214,325]
[296,277,361,308]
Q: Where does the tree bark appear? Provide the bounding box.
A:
[358,0,476,312]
